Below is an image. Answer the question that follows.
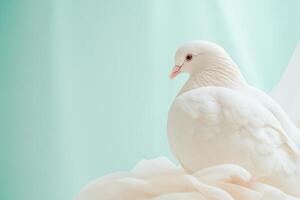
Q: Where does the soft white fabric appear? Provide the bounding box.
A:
[76,158,299,200]
[271,44,300,128]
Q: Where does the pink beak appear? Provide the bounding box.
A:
[169,65,182,79]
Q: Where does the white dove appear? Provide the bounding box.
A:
[167,41,300,197]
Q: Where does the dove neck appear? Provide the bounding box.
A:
[178,63,247,96]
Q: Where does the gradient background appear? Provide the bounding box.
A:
[0,0,299,200]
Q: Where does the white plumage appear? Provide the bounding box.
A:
[168,41,300,197]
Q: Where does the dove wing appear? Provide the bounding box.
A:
[168,87,300,180]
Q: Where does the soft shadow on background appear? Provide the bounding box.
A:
[0,0,299,199]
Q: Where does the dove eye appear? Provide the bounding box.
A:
[185,54,193,61]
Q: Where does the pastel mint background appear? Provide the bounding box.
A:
[0,0,299,199]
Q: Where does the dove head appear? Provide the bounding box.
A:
[170,41,237,79]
